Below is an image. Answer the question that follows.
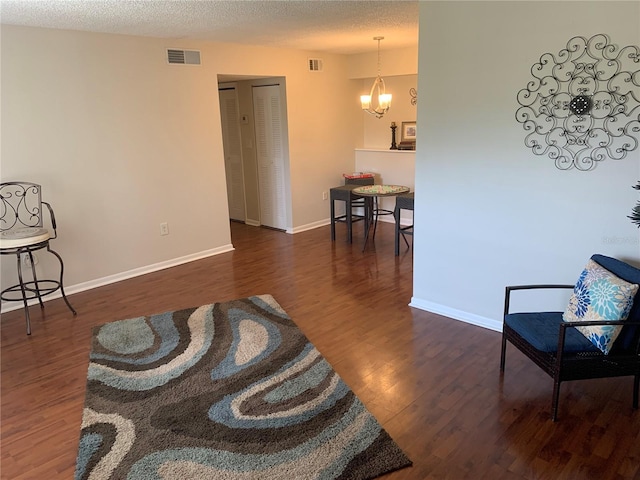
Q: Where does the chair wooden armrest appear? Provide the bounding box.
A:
[504,284,574,317]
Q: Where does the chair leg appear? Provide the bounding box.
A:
[47,246,77,316]
[394,206,400,256]
[633,375,639,409]
[346,197,353,244]
[500,332,507,372]
[330,198,336,241]
[28,251,45,309]
[400,228,410,248]
[551,379,561,422]
[16,253,32,335]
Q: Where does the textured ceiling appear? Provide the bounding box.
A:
[0,0,419,55]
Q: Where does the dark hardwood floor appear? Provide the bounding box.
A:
[1,221,639,479]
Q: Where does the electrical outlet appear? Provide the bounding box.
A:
[160,222,169,236]
[21,252,38,267]
[322,191,328,200]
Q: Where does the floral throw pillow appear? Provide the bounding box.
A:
[563,259,639,354]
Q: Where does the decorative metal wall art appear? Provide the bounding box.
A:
[516,34,640,171]
[409,88,417,106]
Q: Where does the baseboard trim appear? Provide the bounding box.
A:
[288,220,330,234]
[277,211,417,236]
[409,297,502,332]
[287,216,409,235]
[1,244,235,313]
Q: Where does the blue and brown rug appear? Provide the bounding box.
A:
[75,294,411,479]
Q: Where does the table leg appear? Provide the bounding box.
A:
[371,196,379,241]
[361,197,374,252]
[16,252,32,335]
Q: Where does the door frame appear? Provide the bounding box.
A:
[217,76,292,231]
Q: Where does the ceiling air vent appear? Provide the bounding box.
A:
[167,49,201,65]
[308,58,323,72]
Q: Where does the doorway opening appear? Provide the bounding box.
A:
[217,76,292,233]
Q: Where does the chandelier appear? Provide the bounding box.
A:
[360,36,392,119]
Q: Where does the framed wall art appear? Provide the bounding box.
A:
[515,33,640,171]
[401,121,416,142]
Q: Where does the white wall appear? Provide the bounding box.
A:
[347,46,418,79]
[412,1,640,331]
[0,26,362,296]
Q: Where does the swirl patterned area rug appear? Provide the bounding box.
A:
[75,294,412,479]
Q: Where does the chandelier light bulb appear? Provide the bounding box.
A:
[379,93,392,110]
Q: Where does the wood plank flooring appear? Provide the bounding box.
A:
[1,221,639,479]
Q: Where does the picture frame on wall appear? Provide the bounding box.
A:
[398,121,416,150]
[401,121,416,141]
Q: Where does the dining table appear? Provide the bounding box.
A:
[351,184,410,251]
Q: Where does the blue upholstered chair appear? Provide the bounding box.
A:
[500,254,640,421]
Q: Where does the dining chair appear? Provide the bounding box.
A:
[330,177,374,243]
[394,192,414,255]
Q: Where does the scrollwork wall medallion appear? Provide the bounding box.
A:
[409,88,417,106]
[516,34,639,171]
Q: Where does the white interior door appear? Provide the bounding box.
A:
[219,87,246,222]
[253,84,286,230]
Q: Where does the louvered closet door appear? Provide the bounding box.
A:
[253,85,286,230]
[219,88,246,222]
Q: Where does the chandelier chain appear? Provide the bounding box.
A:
[377,38,381,77]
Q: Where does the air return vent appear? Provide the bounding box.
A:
[167,49,201,65]
[308,58,323,72]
